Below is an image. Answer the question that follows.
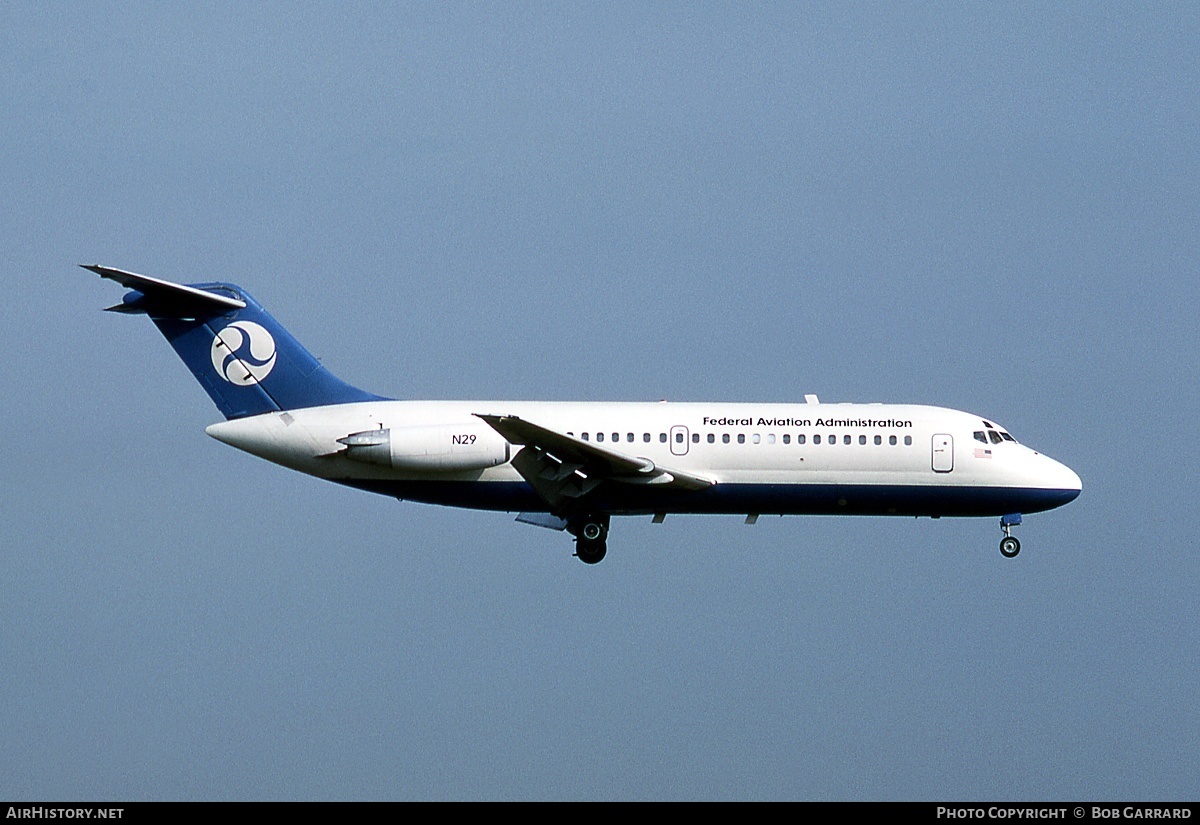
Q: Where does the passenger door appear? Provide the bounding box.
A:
[932,434,954,472]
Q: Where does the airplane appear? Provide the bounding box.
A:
[84,264,1081,564]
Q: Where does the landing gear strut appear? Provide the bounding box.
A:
[568,513,610,564]
[999,513,1022,558]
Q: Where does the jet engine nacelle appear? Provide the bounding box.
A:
[338,423,509,471]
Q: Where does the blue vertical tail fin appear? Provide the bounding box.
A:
[85,265,387,419]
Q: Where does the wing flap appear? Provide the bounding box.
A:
[477,414,654,474]
[476,413,714,510]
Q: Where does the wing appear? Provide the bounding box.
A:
[475,413,714,511]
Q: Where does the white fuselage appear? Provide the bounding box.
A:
[206,399,1082,519]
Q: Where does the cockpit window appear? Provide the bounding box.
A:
[999,432,1016,442]
[974,431,987,443]
[988,430,1003,444]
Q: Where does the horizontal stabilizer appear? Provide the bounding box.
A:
[82,264,246,317]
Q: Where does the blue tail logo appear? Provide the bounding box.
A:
[212,321,278,385]
[85,264,388,419]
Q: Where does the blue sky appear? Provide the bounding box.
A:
[2,3,1197,800]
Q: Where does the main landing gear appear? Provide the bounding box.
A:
[999,513,1022,558]
[568,513,610,565]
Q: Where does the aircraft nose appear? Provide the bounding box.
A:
[1043,455,1082,505]
[1063,463,1082,493]
[1051,452,1081,488]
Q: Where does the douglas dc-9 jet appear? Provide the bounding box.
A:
[86,265,1081,564]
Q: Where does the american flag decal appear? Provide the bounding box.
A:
[974,448,992,459]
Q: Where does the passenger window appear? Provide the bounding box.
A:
[613,433,620,443]
[707,433,715,443]
[858,435,866,445]
[989,431,1002,444]
[814,435,821,445]
[767,434,776,444]
[659,433,667,443]
[643,433,651,443]
[782,434,790,444]
[582,433,589,441]
[843,435,851,445]
[597,432,604,442]
[889,435,897,445]
[797,434,806,444]
[874,435,881,445]
[737,434,746,444]
[829,434,836,444]
[692,433,699,443]
[675,432,684,443]
[752,434,761,444]
[722,434,730,444]
[904,435,912,445]
[627,433,634,443]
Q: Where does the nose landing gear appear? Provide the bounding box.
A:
[568,513,610,564]
[999,513,1022,558]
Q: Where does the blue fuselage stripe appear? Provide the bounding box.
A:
[335,479,1080,517]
